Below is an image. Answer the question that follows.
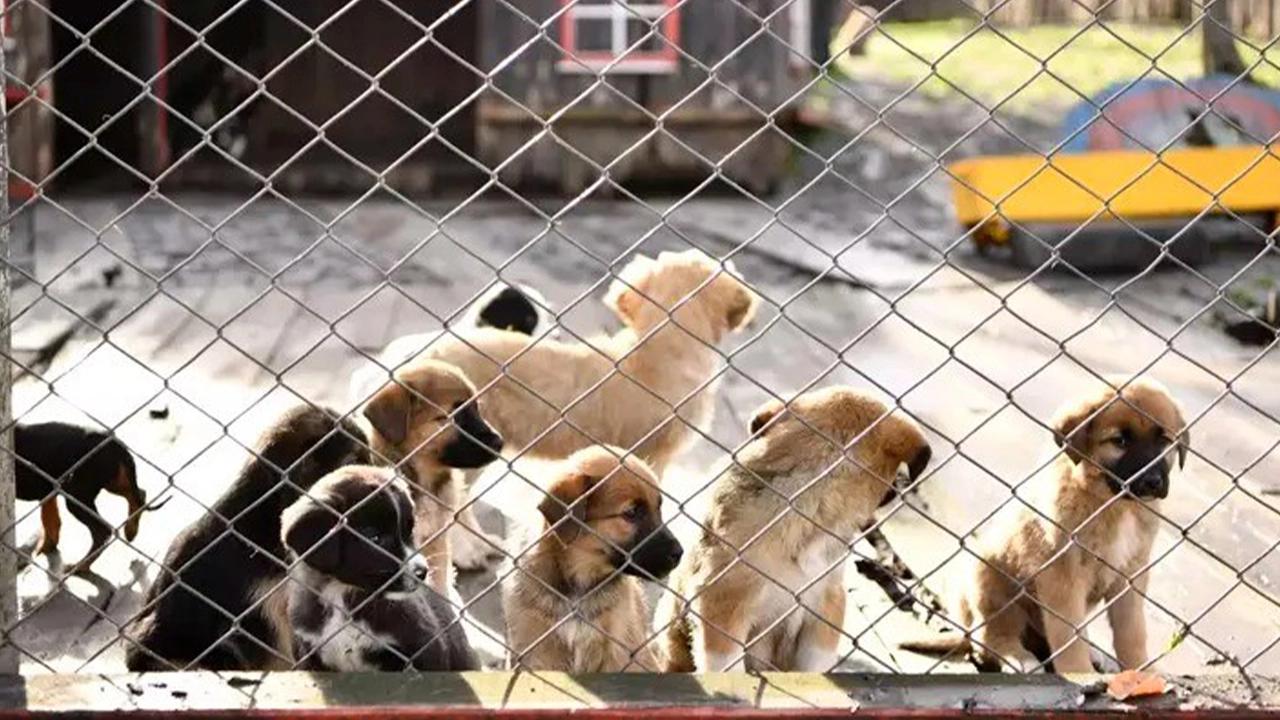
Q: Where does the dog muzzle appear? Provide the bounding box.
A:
[440,405,505,469]
[621,526,684,580]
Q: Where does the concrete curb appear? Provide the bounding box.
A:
[0,673,1274,716]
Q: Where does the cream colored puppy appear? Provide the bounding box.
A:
[656,387,932,672]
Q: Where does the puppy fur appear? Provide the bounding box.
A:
[125,406,371,671]
[281,465,477,672]
[14,422,157,574]
[900,378,1189,673]
[361,360,505,597]
[502,446,683,672]
[408,250,757,477]
[656,387,932,672]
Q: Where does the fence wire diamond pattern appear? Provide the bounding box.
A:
[1,0,1278,694]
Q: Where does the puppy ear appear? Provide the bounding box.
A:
[724,283,758,332]
[537,472,595,543]
[749,399,786,436]
[604,255,656,328]
[282,502,342,574]
[364,380,411,445]
[1051,395,1106,465]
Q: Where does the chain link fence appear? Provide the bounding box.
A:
[1,0,1278,692]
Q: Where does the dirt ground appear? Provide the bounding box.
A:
[6,88,1279,676]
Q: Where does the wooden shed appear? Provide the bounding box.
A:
[23,0,815,195]
[476,0,814,195]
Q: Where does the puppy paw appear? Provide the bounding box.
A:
[451,529,503,572]
[1001,650,1044,674]
[1091,649,1122,674]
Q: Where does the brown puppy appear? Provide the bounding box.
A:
[656,387,932,672]
[401,250,757,569]
[900,378,1189,673]
[362,360,505,598]
[502,446,683,672]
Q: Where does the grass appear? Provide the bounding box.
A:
[833,19,1280,114]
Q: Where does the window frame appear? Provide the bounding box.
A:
[558,0,680,75]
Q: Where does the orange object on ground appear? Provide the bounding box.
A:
[1107,670,1169,701]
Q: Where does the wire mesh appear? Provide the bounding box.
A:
[0,0,1278,692]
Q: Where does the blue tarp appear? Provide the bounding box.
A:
[1060,74,1280,152]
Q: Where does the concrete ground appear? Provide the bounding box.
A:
[6,89,1279,676]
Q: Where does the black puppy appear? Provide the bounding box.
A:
[125,406,371,671]
[469,284,549,336]
[282,465,477,671]
[14,422,160,574]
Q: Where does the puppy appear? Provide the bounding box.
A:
[899,378,1189,673]
[281,465,478,671]
[125,406,371,671]
[361,360,505,596]
[502,446,683,672]
[14,422,164,574]
[409,250,757,475]
[655,387,932,672]
[350,283,548,571]
[470,283,553,335]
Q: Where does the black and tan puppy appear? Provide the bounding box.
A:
[125,406,371,671]
[656,387,932,672]
[362,360,504,598]
[14,421,162,575]
[900,378,1189,673]
[502,446,682,672]
[281,465,477,671]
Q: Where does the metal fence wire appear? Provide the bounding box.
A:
[1,0,1279,688]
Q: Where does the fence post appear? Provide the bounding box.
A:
[0,23,17,675]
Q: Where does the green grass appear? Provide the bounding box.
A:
[834,19,1280,114]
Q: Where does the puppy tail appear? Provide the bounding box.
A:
[898,633,971,659]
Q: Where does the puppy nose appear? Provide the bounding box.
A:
[668,541,684,566]
[409,558,429,581]
[485,430,505,453]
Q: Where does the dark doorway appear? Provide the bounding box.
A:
[48,0,149,190]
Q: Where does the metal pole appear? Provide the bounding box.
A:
[0,15,18,675]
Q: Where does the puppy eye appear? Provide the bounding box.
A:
[623,504,645,522]
[1109,433,1129,449]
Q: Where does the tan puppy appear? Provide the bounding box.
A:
[398,251,756,569]
[656,387,933,672]
[900,378,1189,673]
[502,446,683,672]
[413,249,756,471]
[362,360,505,597]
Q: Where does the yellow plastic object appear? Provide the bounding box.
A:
[949,145,1280,245]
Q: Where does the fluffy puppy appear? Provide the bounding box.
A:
[409,250,757,476]
[281,465,477,671]
[14,421,164,574]
[125,406,371,671]
[502,446,683,672]
[900,378,1189,673]
[361,360,505,595]
[656,387,932,672]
